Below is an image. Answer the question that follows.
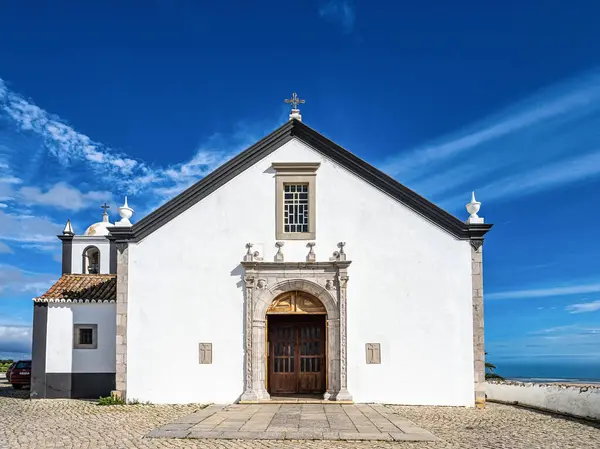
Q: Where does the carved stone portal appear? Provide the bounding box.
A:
[240,260,352,402]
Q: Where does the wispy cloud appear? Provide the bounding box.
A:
[443,149,600,207]
[0,264,56,298]
[17,182,113,211]
[319,0,356,31]
[489,324,600,360]
[0,77,237,197]
[0,176,21,184]
[382,70,600,208]
[0,77,279,212]
[487,281,600,300]
[0,210,62,244]
[0,324,31,355]
[528,325,579,335]
[566,299,600,314]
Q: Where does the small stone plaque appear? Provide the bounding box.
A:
[199,343,212,364]
[366,343,381,364]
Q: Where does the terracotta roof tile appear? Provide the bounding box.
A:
[35,274,116,302]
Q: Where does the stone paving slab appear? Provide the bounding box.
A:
[3,380,600,448]
[147,403,438,441]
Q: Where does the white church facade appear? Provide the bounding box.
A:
[31,104,492,406]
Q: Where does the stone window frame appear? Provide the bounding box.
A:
[73,323,98,350]
[272,162,320,240]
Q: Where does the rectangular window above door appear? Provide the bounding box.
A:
[272,162,319,240]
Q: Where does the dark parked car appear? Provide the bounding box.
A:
[5,362,16,383]
[10,360,31,389]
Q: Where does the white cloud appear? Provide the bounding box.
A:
[528,325,578,335]
[0,82,151,191]
[487,282,600,300]
[384,83,599,177]
[17,182,113,211]
[0,241,13,253]
[319,0,356,31]
[566,299,600,314]
[0,180,14,202]
[0,210,62,245]
[21,243,59,252]
[0,176,21,184]
[0,325,31,355]
[0,264,56,298]
[467,150,600,204]
[382,70,600,207]
[0,76,277,202]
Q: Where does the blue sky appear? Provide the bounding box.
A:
[0,1,599,374]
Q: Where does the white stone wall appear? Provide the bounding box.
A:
[126,138,474,405]
[45,303,116,373]
[71,237,111,274]
[486,381,600,420]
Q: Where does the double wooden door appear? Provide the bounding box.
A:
[268,315,326,395]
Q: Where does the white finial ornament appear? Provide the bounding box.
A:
[466,191,484,224]
[285,92,305,122]
[116,196,134,227]
[62,219,74,236]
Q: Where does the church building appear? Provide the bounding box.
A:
[30,96,492,407]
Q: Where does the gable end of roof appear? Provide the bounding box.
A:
[112,119,492,242]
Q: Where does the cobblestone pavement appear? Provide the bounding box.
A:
[1,381,599,448]
[147,403,437,441]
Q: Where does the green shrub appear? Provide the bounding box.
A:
[98,395,125,405]
[0,360,14,373]
[126,398,153,405]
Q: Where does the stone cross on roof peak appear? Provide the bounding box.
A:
[101,202,110,222]
[285,92,305,122]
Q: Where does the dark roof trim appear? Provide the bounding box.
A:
[111,119,492,242]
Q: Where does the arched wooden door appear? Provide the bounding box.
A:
[266,291,326,395]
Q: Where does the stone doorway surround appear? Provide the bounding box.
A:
[240,242,352,402]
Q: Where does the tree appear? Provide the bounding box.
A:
[485,353,504,381]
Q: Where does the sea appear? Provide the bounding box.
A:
[496,360,600,384]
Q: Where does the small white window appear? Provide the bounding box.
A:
[74,324,97,349]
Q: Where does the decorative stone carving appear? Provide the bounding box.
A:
[243,275,254,397]
[244,243,254,262]
[116,242,128,253]
[466,191,484,224]
[366,343,381,364]
[253,251,263,262]
[337,242,347,261]
[470,239,484,251]
[306,242,316,263]
[199,343,212,364]
[240,255,352,402]
[338,275,349,397]
[329,242,347,262]
[274,241,285,262]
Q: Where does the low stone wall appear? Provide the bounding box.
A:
[486,381,600,420]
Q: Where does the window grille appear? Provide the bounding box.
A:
[284,184,309,233]
[79,328,93,345]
